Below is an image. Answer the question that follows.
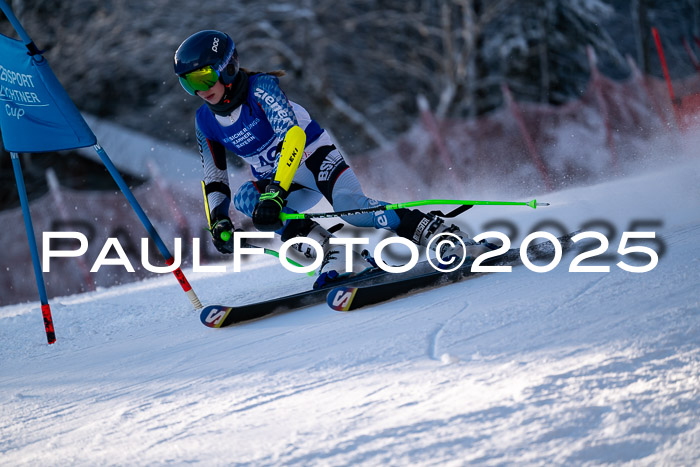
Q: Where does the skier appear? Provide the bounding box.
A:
[173,30,489,287]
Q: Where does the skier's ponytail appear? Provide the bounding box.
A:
[241,68,286,78]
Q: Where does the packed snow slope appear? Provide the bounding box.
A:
[1,159,699,466]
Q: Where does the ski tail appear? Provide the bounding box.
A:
[327,287,359,311]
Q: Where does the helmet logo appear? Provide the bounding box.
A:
[212,37,220,53]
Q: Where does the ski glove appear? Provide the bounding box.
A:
[210,217,234,254]
[252,182,286,232]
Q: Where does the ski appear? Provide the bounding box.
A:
[201,232,579,327]
[200,252,472,328]
[326,232,579,312]
[199,267,395,328]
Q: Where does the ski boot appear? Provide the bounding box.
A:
[396,211,494,267]
[281,219,372,288]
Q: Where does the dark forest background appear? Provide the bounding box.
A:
[3,0,699,148]
[1,0,699,209]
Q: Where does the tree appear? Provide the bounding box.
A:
[629,0,700,77]
[3,0,688,155]
[485,0,625,106]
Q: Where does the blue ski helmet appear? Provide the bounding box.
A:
[174,30,239,95]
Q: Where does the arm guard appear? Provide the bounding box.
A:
[196,117,231,220]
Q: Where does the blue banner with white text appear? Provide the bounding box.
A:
[0,33,96,153]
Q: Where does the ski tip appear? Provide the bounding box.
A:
[327,286,359,312]
[200,305,232,328]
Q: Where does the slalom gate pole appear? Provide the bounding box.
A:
[280,198,550,221]
[651,27,682,128]
[681,37,700,73]
[11,153,56,344]
[94,143,202,310]
[45,168,96,292]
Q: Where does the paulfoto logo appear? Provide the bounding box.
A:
[41,230,661,275]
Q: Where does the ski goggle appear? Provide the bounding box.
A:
[178,65,220,95]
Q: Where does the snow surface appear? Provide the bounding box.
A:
[1,158,699,465]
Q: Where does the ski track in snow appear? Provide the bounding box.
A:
[1,161,699,465]
[427,296,470,362]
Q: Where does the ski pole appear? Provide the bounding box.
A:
[201,181,313,275]
[280,198,550,221]
[238,239,314,276]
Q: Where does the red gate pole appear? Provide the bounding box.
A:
[587,46,619,169]
[501,84,553,192]
[652,27,682,129]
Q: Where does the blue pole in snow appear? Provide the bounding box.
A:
[10,152,56,344]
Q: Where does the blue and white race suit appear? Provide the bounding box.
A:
[196,73,401,234]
